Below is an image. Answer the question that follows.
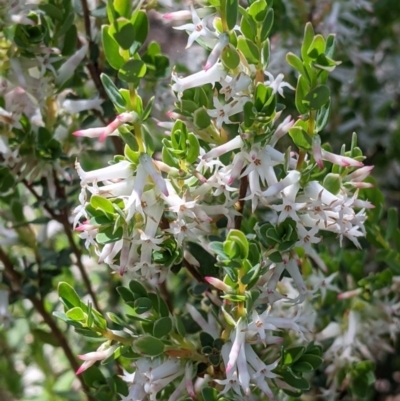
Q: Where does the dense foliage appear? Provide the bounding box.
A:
[0,1,399,401]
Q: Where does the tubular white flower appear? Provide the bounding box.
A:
[76,160,133,185]
[305,181,340,205]
[226,318,246,372]
[171,63,227,95]
[220,73,252,101]
[207,96,250,129]
[262,170,301,197]
[76,343,117,375]
[62,97,103,114]
[203,135,243,160]
[186,303,219,338]
[312,135,324,168]
[140,154,169,196]
[321,149,364,167]
[173,6,216,49]
[269,116,295,146]
[204,33,229,71]
[264,71,295,97]
[56,44,88,85]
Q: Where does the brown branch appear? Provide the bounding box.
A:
[0,247,95,401]
[79,0,106,100]
[183,258,205,283]
[52,171,102,313]
[234,175,249,230]
[78,0,124,155]
[23,176,102,313]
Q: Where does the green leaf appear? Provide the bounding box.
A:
[102,25,125,70]
[142,96,154,121]
[66,307,86,321]
[202,386,218,401]
[286,52,307,77]
[307,34,326,60]
[299,354,323,370]
[193,107,212,129]
[90,195,114,215]
[323,173,341,194]
[131,11,149,46]
[261,38,270,69]
[292,361,313,373]
[254,83,272,112]
[284,346,305,364]
[101,73,127,109]
[315,100,330,132]
[186,133,200,164]
[239,9,256,41]
[221,44,240,70]
[96,226,123,244]
[113,21,135,50]
[303,85,330,110]
[129,280,148,297]
[295,75,310,114]
[248,0,268,22]
[153,317,173,338]
[278,368,310,390]
[301,22,315,63]
[260,8,274,41]
[226,229,249,259]
[288,127,311,150]
[175,315,186,337]
[133,336,165,356]
[134,297,153,314]
[237,37,259,64]
[118,59,147,84]
[243,101,255,127]
[58,282,82,309]
[39,4,63,20]
[221,0,238,31]
[117,286,136,303]
[114,0,131,18]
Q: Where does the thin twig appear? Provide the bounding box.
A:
[183,258,205,283]
[23,177,102,313]
[0,247,95,401]
[78,0,124,155]
[79,0,106,100]
[234,175,249,230]
[52,171,103,313]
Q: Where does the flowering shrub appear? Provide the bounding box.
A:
[1,1,400,401]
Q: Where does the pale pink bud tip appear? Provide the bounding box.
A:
[76,366,86,375]
[162,13,173,20]
[203,62,212,71]
[226,362,234,373]
[73,130,83,136]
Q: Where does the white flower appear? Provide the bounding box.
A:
[320,149,364,167]
[171,63,227,96]
[75,160,133,186]
[264,71,294,97]
[220,73,252,101]
[76,343,117,375]
[270,182,307,223]
[295,223,321,253]
[261,170,301,198]
[207,96,249,129]
[62,97,103,114]
[56,44,88,85]
[173,6,216,49]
